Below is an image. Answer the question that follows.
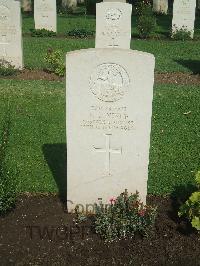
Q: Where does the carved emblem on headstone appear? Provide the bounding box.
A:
[89,63,130,102]
[0,5,9,24]
[105,8,122,24]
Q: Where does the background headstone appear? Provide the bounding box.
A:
[104,0,126,3]
[95,2,132,49]
[66,49,155,210]
[77,0,84,4]
[62,0,77,10]
[172,0,196,38]
[21,0,32,12]
[153,0,168,14]
[0,0,23,69]
[34,0,57,32]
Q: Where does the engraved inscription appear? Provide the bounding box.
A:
[182,0,189,5]
[176,0,193,17]
[105,8,122,24]
[38,0,53,12]
[39,0,50,25]
[93,133,122,176]
[81,105,134,131]
[104,8,123,47]
[173,0,195,36]
[42,14,49,24]
[0,5,9,24]
[0,5,11,56]
[89,63,130,102]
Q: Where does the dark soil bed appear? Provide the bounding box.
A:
[8,69,63,81]
[155,72,200,85]
[0,195,199,266]
[1,70,200,85]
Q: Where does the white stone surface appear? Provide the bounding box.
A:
[0,0,23,69]
[95,2,132,49]
[34,0,57,32]
[172,0,196,38]
[153,0,168,14]
[104,0,126,3]
[66,48,155,211]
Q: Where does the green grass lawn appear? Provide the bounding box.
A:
[24,37,200,73]
[0,80,65,194]
[0,79,199,196]
[22,12,200,73]
[22,14,96,35]
[1,12,200,201]
[22,13,200,37]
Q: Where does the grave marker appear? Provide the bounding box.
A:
[95,2,132,49]
[0,0,23,68]
[66,1,155,211]
[172,0,196,38]
[34,0,57,32]
[153,0,168,14]
[22,0,32,12]
[104,0,126,2]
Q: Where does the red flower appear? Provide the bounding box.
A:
[109,197,116,204]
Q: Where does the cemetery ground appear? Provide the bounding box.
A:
[0,14,200,265]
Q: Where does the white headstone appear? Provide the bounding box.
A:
[153,0,168,14]
[95,2,132,49]
[172,0,196,38]
[0,0,23,69]
[66,49,155,210]
[104,0,126,2]
[34,0,57,32]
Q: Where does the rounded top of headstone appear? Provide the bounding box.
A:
[103,0,126,3]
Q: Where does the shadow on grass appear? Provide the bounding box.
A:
[175,60,200,74]
[42,143,67,202]
[168,183,197,235]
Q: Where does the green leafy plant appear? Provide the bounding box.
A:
[94,190,157,242]
[135,0,153,16]
[57,5,73,15]
[178,172,200,231]
[44,48,65,77]
[0,59,18,77]
[74,190,157,242]
[30,28,56,37]
[0,112,17,215]
[171,26,192,41]
[137,15,157,38]
[136,1,157,38]
[67,28,94,38]
[58,4,86,15]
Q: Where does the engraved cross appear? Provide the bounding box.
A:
[93,133,122,176]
